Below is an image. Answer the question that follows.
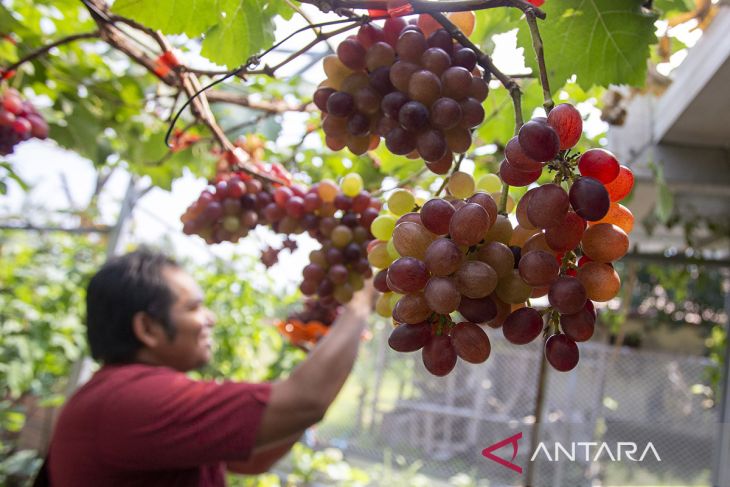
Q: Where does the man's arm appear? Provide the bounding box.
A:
[253,288,372,449]
[227,433,300,474]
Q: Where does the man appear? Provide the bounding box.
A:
[46,248,371,486]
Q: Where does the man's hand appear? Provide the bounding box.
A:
[254,281,373,450]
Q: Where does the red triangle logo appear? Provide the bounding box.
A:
[481,432,523,474]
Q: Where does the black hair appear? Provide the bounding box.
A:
[86,248,180,364]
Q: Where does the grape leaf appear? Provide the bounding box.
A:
[112,0,220,37]
[517,0,657,90]
[112,0,292,68]
[202,0,277,68]
[476,79,544,145]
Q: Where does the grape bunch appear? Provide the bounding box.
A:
[314,12,488,174]
[369,179,504,376]
[181,172,270,244]
[369,156,635,376]
[293,175,379,307]
[0,88,48,155]
[181,172,379,309]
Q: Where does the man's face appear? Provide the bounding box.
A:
[153,266,216,372]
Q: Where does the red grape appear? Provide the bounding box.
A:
[451,322,491,363]
[449,203,490,246]
[424,276,461,314]
[518,119,560,162]
[605,165,634,202]
[505,135,543,172]
[578,149,620,184]
[420,198,455,235]
[527,184,569,228]
[422,335,457,376]
[503,307,543,344]
[518,250,560,287]
[387,256,430,294]
[499,159,541,187]
[424,237,463,276]
[545,334,579,371]
[544,211,586,252]
[548,276,587,314]
[560,303,595,342]
[458,295,497,323]
[569,176,610,221]
[389,322,432,352]
[337,38,367,70]
[547,104,582,150]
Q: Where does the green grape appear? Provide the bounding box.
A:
[331,225,354,248]
[447,171,475,199]
[341,173,364,197]
[389,292,404,310]
[386,238,401,259]
[349,272,365,291]
[367,241,394,268]
[376,292,394,317]
[371,214,397,240]
[334,283,354,304]
[387,189,416,216]
[477,174,501,193]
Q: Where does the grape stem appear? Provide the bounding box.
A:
[525,9,554,114]
[434,153,466,197]
[297,0,546,19]
[498,181,510,214]
[371,167,428,197]
[559,250,576,275]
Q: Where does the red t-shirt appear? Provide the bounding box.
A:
[48,363,272,487]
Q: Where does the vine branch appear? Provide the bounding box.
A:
[297,0,546,19]
[206,91,311,114]
[525,9,554,114]
[76,0,287,185]
[2,32,100,74]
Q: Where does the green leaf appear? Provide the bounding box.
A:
[112,0,220,37]
[517,0,657,90]
[113,0,293,68]
[201,0,279,68]
[476,79,543,144]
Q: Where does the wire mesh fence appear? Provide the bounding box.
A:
[313,325,720,486]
